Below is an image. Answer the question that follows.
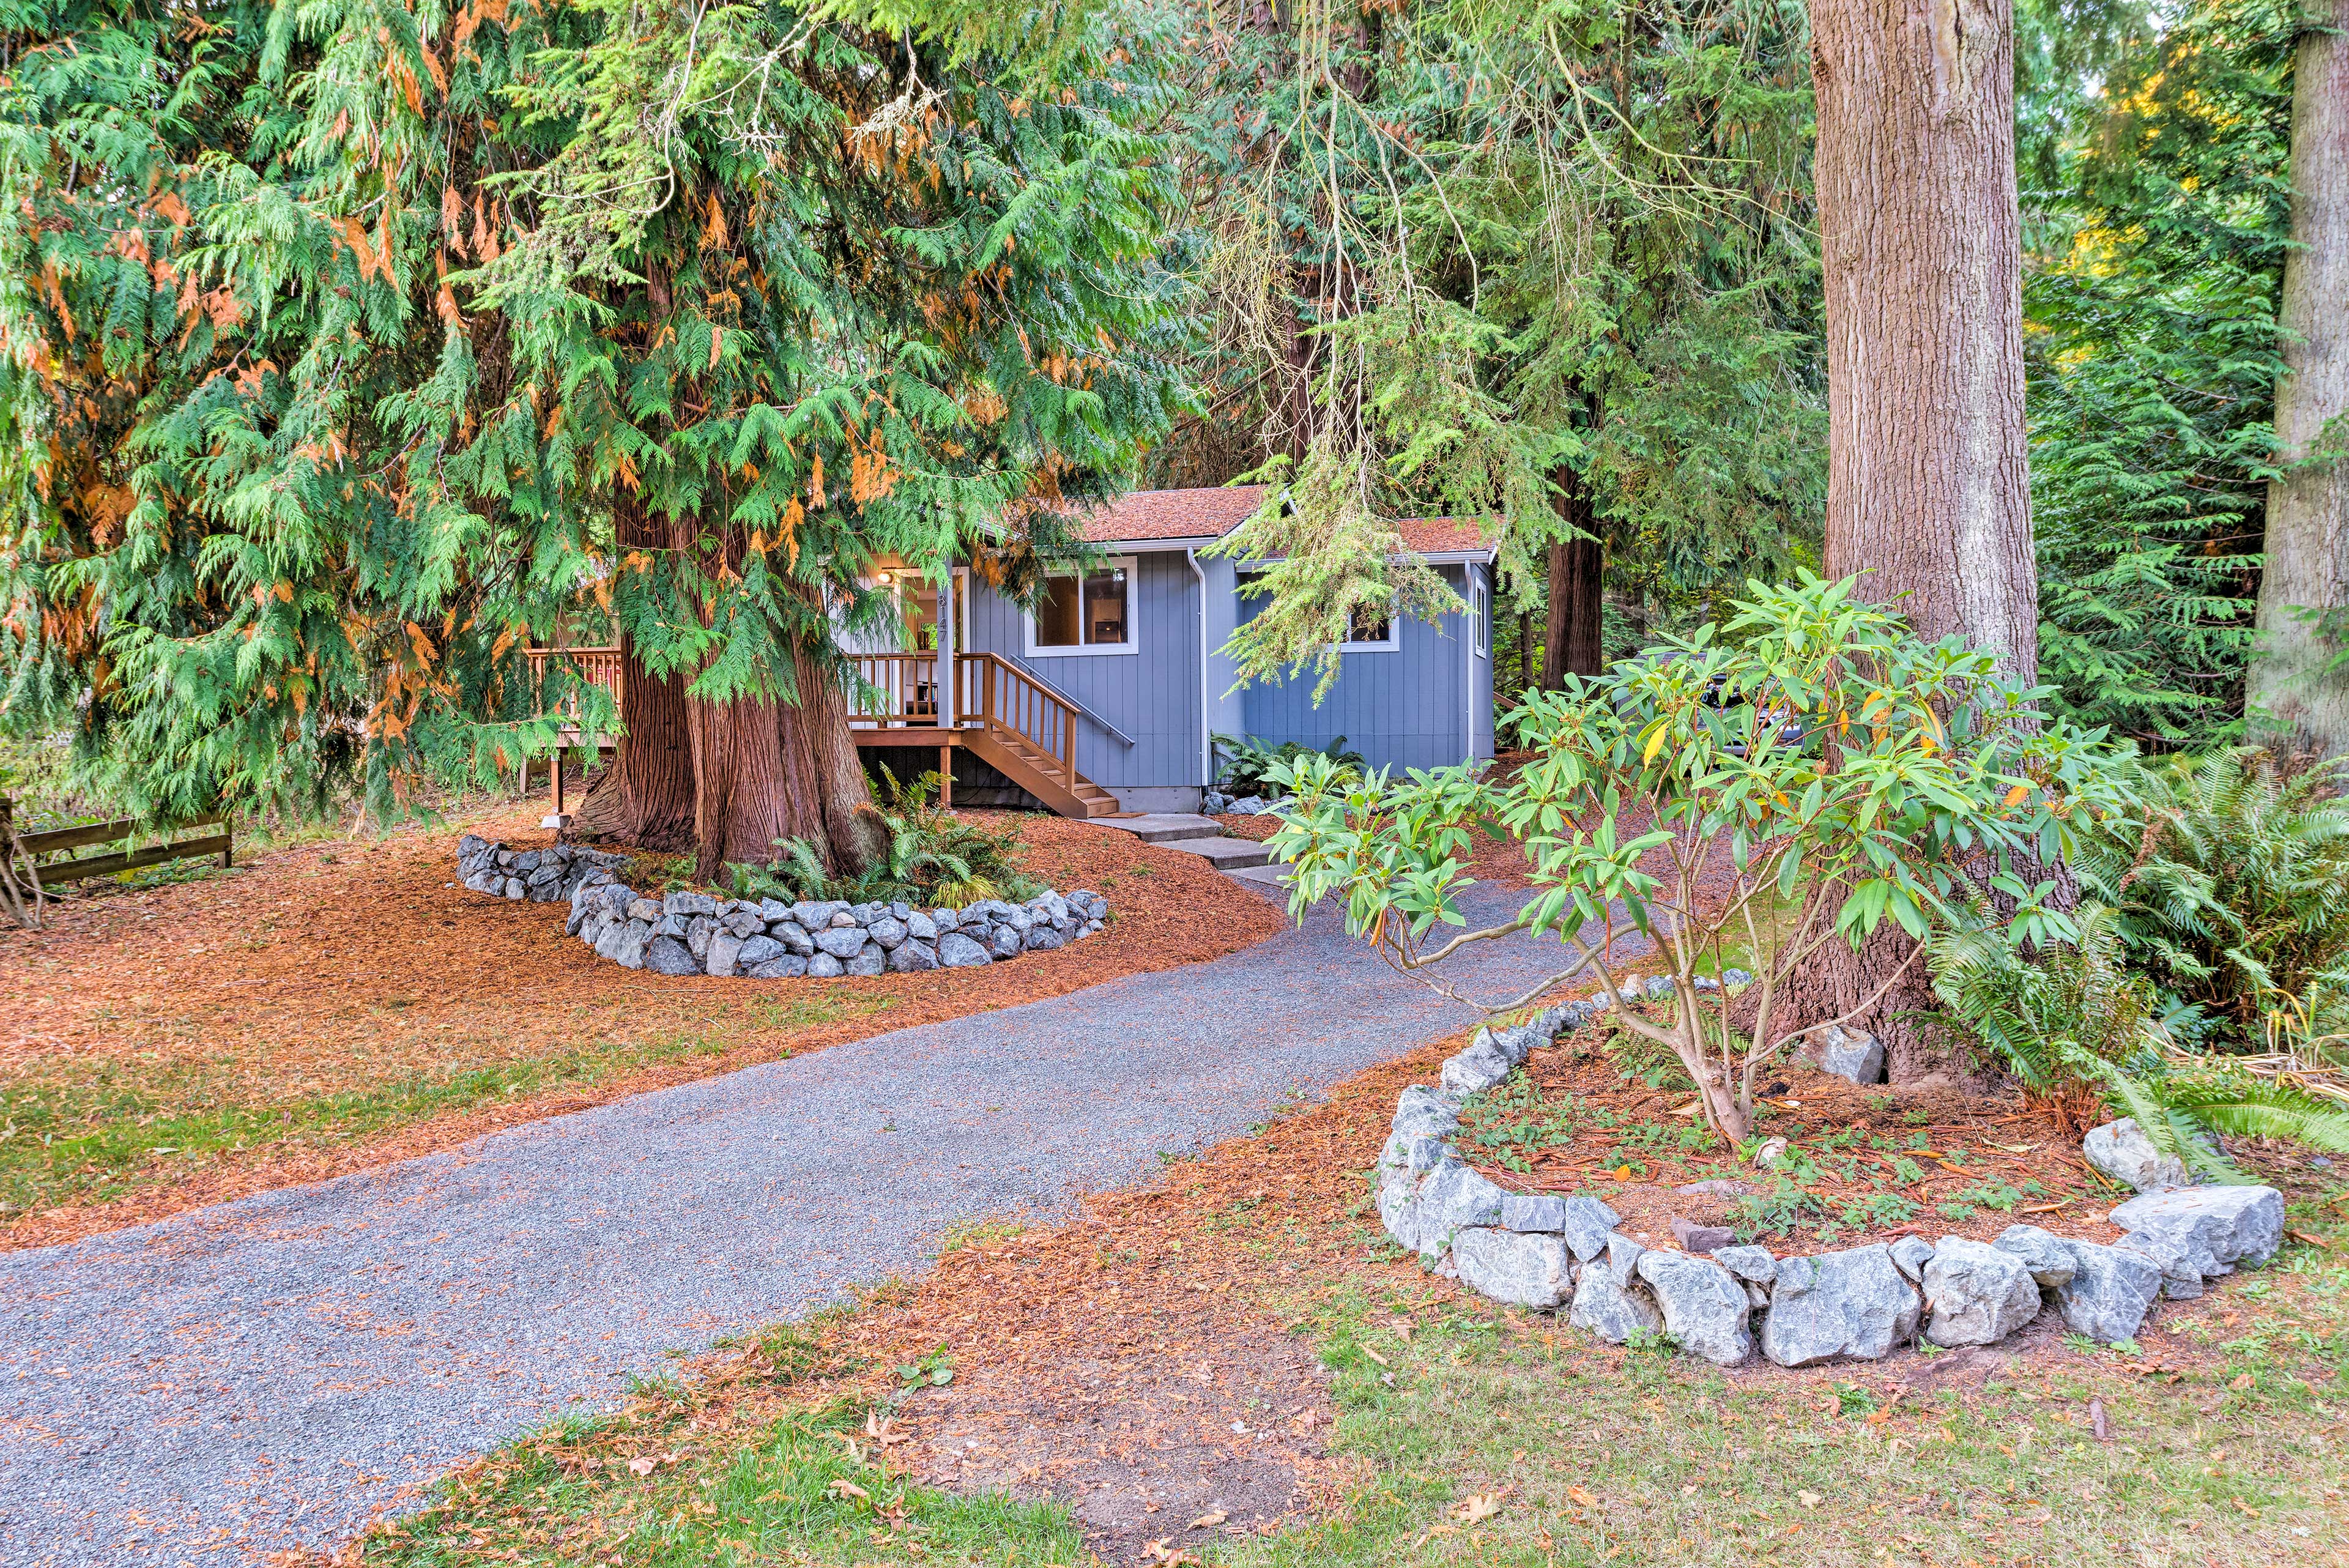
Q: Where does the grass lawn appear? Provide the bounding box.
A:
[327,1025,2349,1568]
[0,800,1283,1249]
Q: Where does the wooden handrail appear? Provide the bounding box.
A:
[525,645,625,720]
[844,651,1119,792]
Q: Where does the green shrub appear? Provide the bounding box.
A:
[1211,733,1364,800]
[725,769,1041,909]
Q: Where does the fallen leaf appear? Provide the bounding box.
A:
[2228,1373,2254,1391]
[1798,1490,1821,1509]
[1189,1509,1228,1529]
[1567,1484,1597,1507]
[828,1478,869,1501]
[1359,1345,1390,1367]
[1450,1493,1503,1524]
[626,1456,657,1477]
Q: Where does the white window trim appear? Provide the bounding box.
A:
[1025,554,1140,658]
[1472,578,1490,657]
[1338,620,1400,653]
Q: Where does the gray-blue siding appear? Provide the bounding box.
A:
[1238,562,1493,776]
[962,552,1204,790]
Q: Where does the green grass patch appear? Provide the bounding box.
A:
[1,993,885,1218]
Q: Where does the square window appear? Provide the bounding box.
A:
[1031,559,1134,653]
[1340,598,1398,651]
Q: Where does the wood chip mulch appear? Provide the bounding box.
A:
[0,803,1285,1253]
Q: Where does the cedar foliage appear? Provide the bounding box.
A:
[0,0,1189,833]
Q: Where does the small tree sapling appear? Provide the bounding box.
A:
[1264,574,2127,1140]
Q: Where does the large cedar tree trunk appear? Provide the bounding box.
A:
[1786,0,2039,1079]
[793,639,891,875]
[2250,0,2349,758]
[1542,467,1605,688]
[571,498,696,850]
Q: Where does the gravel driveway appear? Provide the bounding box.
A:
[1,880,1600,1566]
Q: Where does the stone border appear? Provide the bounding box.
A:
[1378,1002,2287,1367]
[455,836,1109,978]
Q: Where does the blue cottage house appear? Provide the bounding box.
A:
[847,486,1497,814]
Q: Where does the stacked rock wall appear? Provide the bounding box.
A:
[456,836,1108,979]
[1378,1004,2287,1367]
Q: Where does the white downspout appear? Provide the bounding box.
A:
[1186,548,1209,793]
[937,565,957,727]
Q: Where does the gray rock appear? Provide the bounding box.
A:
[905,912,937,943]
[1923,1236,2043,1346]
[1391,1087,1461,1142]
[1568,1239,1663,1343]
[814,926,870,960]
[1992,1224,2079,1288]
[607,919,655,969]
[685,916,718,962]
[1803,1023,1886,1086]
[1439,1040,1515,1097]
[1411,1162,1507,1254]
[652,912,691,938]
[757,899,793,923]
[1453,1228,1576,1309]
[1499,1194,1568,1234]
[2054,1239,2165,1341]
[937,932,993,968]
[2082,1119,2193,1193]
[1636,1251,1754,1364]
[703,931,746,978]
[1760,1244,1919,1366]
[644,936,700,976]
[987,924,1024,960]
[735,935,782,968]
[662,890,719,918]
[804,951,845,979]
[746,954,809,980]
[503,877,526,900]
[1671,1217,1737,1253]
[1553,1195,1620,1261]
[771,921,815,956]
[1890,1235,1935,1282]
[1024,925,1065,952]
[595,884,637,916]
[886,940,939,973]
[2115,1228,2206,1299]
[1710,1245,1777,1287]
[867,916,908,950]
[719,907,763,939]
[2108,1184,2285,1273]
[829,911,861,929]
[1675,1179,1755,1197]
[565,902,591,938]
[625,897,662,924]
[844,944,886,977]
[790,900,845,930]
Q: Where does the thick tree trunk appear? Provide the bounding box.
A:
[2249,0,2349,758]
[1809,0,2038,678]
[687,693,829,885]
[1542,458,1605,687]
[1789,0,2038,1077]
[570,499,696,850]
[793,640,889,877]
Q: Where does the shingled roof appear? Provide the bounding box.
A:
[1070,486,1493,557]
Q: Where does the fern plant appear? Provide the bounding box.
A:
[2074,748,2349,1044]
[722,768,1039,908]
[1929,899,2349,1177]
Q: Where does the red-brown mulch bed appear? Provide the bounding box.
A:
[0,803,1285,1252]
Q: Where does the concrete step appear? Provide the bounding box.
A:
[1160,835,1272,869]
[1222,861,1293,887]
[1093,812,1227,844]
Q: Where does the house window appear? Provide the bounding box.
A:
[1472,579,1489,656]
[1340,600,1398,652]
[1030,558,1134,654]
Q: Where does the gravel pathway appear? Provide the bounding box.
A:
[1,881,1598,1566]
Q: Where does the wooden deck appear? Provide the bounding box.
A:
[523,646,1119,819]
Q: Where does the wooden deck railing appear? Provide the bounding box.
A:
[848,651,1082,786]
[525,645,624,721]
